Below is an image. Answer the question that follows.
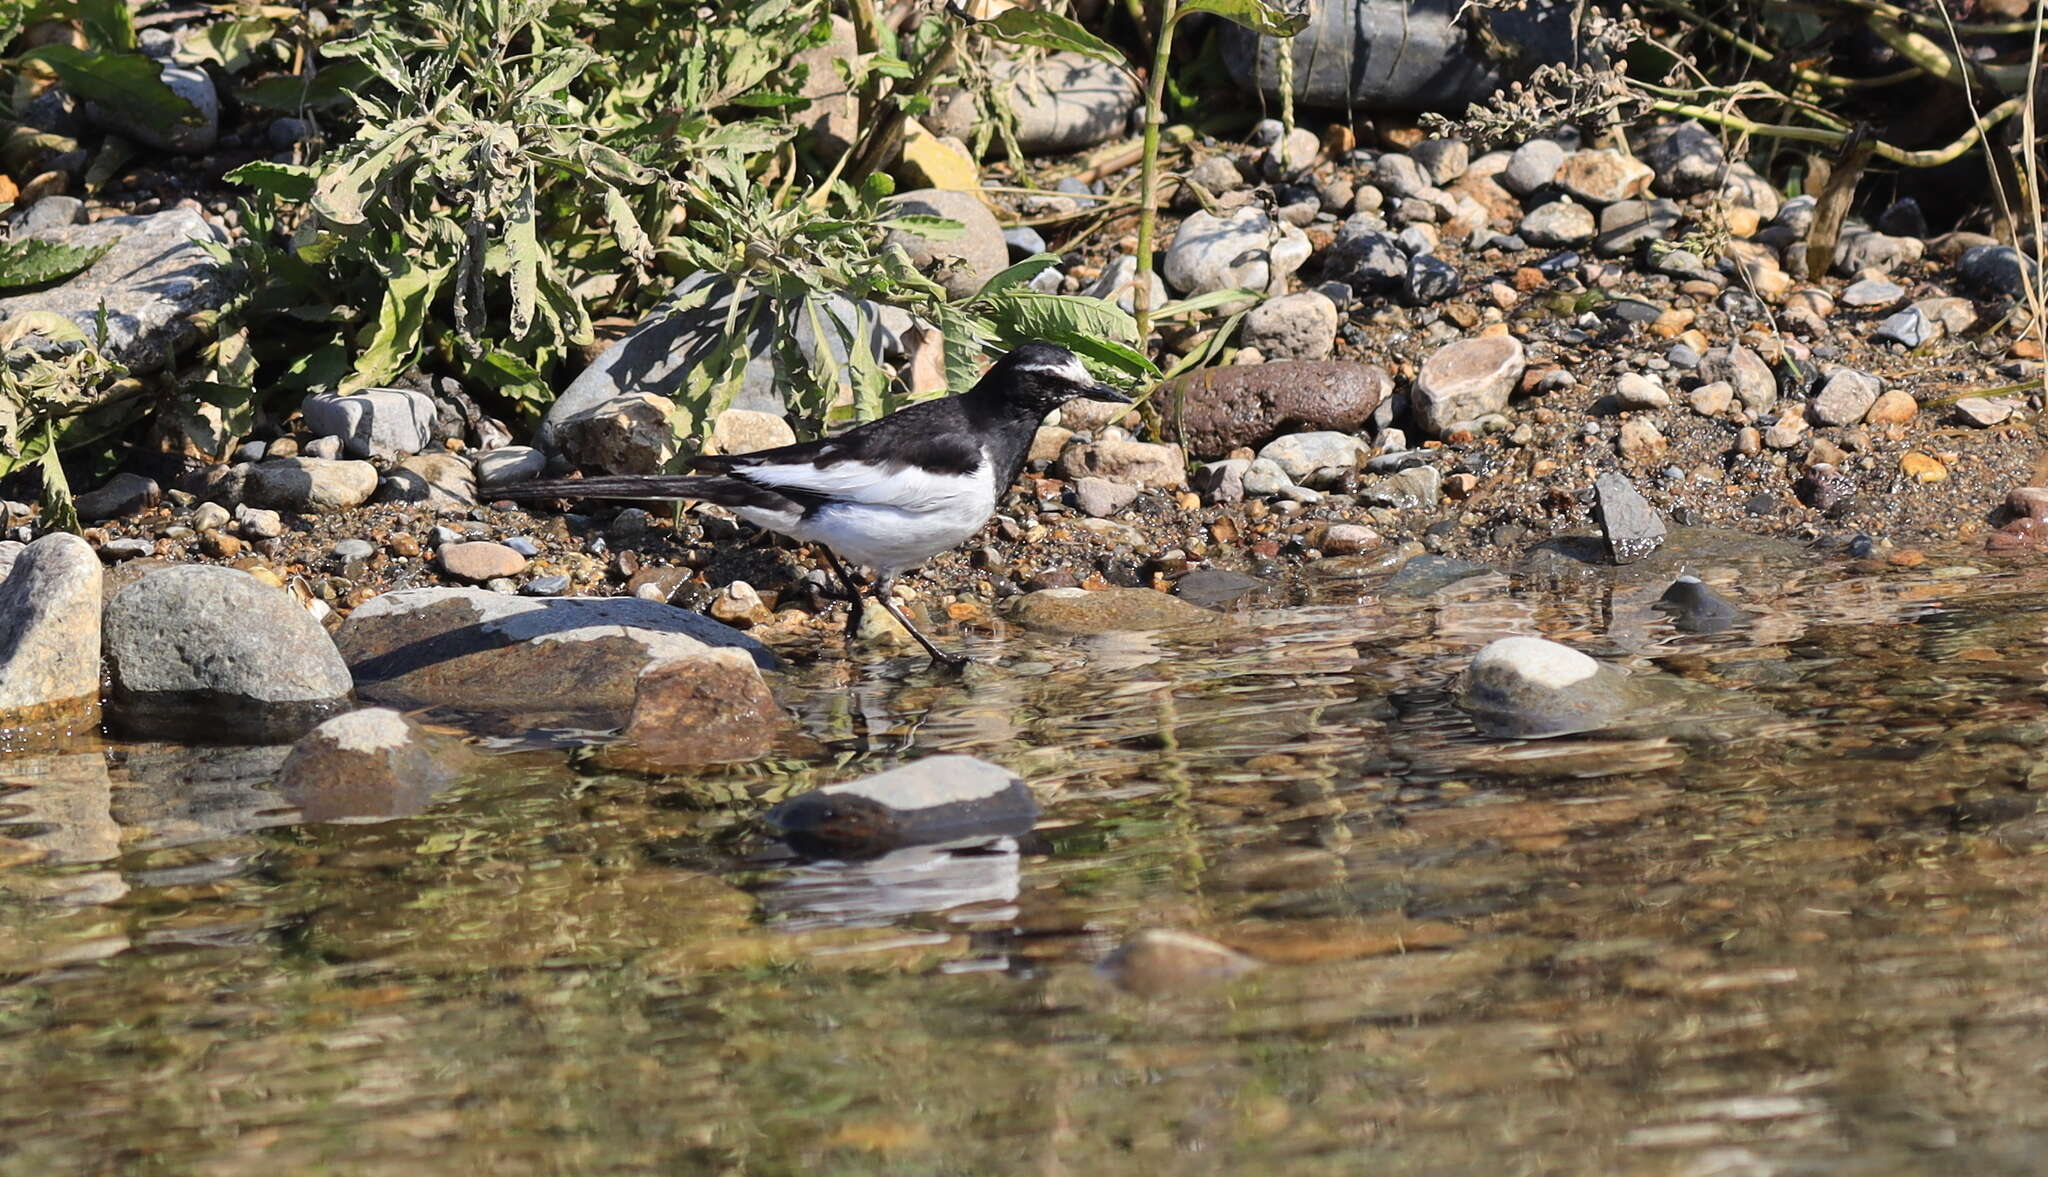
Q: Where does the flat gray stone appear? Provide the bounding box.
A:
[474,445,546,488]
[246,457,379,513]
[1594,472,1665,563]
[103,565,352,740]
[1413,335,1526,437]
[0,208,229,375]
[300,388,437,459]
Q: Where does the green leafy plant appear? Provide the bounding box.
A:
[6,0,204,139]
[0,310,128,532]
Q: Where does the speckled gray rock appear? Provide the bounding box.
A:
[1698,345,1775,411]
[278,707,475,822]
[1500,138,1566,196]
[1839,278,1905,308]
[766,755,1038,857]
[1413,335,1526,437]
[1163,206,1309,296]
[246,457,379,513]
[379,452,477,508]
[103,565,352,740]
[1639,120,1722,195]
[1326,223,1408,293]
[1594,198,1680,256]
[1519,199,1595,246]
[996,52,1140,155]
[473,445,546,488]
[0,533,102,728]
[1373,152,1430,198]
[1411,138,1469,185]
[0,208,229,375]
[300,388,438,459]
[1958,243,2036,298]
[1074,476,1139,518]
[883,188,1008,301]
[336,588,775,719]
[1257,431,1369,483]
[1811,368,1882,426]
[1241,291,1339,361]
[1593,472,1665,564]
[1832,229,1923,277]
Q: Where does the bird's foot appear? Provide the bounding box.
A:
[928,651,971,672]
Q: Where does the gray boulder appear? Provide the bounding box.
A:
[767,755,1038,857]
[0,533,102,728]
[246,457,379,513]
[103,565,353,740]
[1958,243,2037,299]
[0,208,229,375]
[1163,206,1309,296]
[74,472,160,522]
[994,52,1140,155]
[1220,0,1576,111]
[300,388,438,460]
[883,188,1008,301]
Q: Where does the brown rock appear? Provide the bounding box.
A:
[437,541,527,582]
[278,707,474,822]
[1055,439,1188,490]
[1007,587,1220,635]
[1900,452,1947,483]
[1865,388,1918,425]
[1097,929,1258,996]
[596,653,790,773]
[1555,149,1654,204]
[1160,361,1389,459]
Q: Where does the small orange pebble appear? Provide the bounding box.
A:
[1900,452,1947,483]
[1888,549,1927,567]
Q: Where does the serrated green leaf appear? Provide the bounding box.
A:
[348,257,450,390]
[237,60,374,110]
[179,18,273,72]
[225,160,317,203]
[77,0,134,50]
[505,169,540,339]
[19,45,199,136]
[0,238,116,292]
[599,183,651,262]
[1175,0,1310,36]
[980,8,1127,63]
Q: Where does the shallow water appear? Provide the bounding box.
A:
[8,539,2048,1176]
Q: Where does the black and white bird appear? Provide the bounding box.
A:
[499,341,1131,667]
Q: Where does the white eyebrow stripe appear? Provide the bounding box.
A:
[1017,357,1094,383]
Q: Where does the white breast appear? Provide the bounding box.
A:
[774,457,997,574]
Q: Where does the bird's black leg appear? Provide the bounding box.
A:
[873,574,968,669]
[819,548,865,638]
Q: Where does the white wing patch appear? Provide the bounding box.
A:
[739,454,993,513]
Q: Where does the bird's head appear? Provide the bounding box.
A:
[983,341,1131,415]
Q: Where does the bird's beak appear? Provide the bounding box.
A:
[1086,383,1132,404]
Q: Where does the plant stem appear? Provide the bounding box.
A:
[848,0,884,133]
[1132,5,1179,347]
[1647,94,2025,167]
[846,24,964,187]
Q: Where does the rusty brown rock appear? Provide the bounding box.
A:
[1160,360,1389,459]
[595,652,792,773]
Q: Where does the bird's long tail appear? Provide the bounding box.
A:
[494,474,757,508]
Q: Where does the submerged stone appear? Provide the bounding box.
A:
[766,755,1039,858]
[277,707,474,822]
[1459,636,1645,738]
[1654,575,1746,634]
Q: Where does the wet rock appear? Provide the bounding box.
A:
[1958,242,2036,298]
[1007,587,1220,635]
[766,755,1037,858]
[436,541,527,583]
[1241,291,1338,361]
[1163,206,1308,296]
[336,588,773,720]
[708,408,797,456]
[1811,368,1882,426]
[1055,439,1187,490]
[246,457,378,514]
[1319,523,1383,555]
[1413,334,1525,437]
[1523,199,1597,247]
[1404,252,1459,303]
[0,208,228,375]
[595,652,790,774]
[1097,928,1258,996]
[1158,360,1387,461]
[1172,567,1268,607]
[1795,462,1856,514]
[103,565,353,740]
[74,472,160,522]
[379,452,477,508]
[278,707,474,822]
[1257,431,1369,483]
[1459,636,1645,737]
[0,533,101,732]
[1593,472,1665,563]
[1639,120,1722,195]
[1555,149,1654,204]
[883,188,1008,300]
[85,61,217,152]
[1383,554,1490,595]
[474,445,546,488]
[300,388,437,460]
[1500,137,1565,196]
[1654,575,1744,633]
[1698,345,1775,411]
[1594,198,1680,256]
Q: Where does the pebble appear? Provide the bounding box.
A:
[235,507,285,539]
[190,501,231,533]
[1519,199,1594,246]
[1900,452,1947,483]
[1874,307,1934,348]
[1240,291,1339,361]
[503,535,541,557]
[1865,388,1918,425]
[1593,472,1665,563]
[1500,138,1566,195]
[1403,253,1458,303]
[331,539,377,563]
[520,574,570,597]
[1811,368,1882,426]
[1618,417,1668,463]
[473,445,547,487]
[437,541,528,582]
[1839,278,1905,308]
[1413,335,1526,437]
[1954,397,2016,427]
[1614,372,1670,409]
